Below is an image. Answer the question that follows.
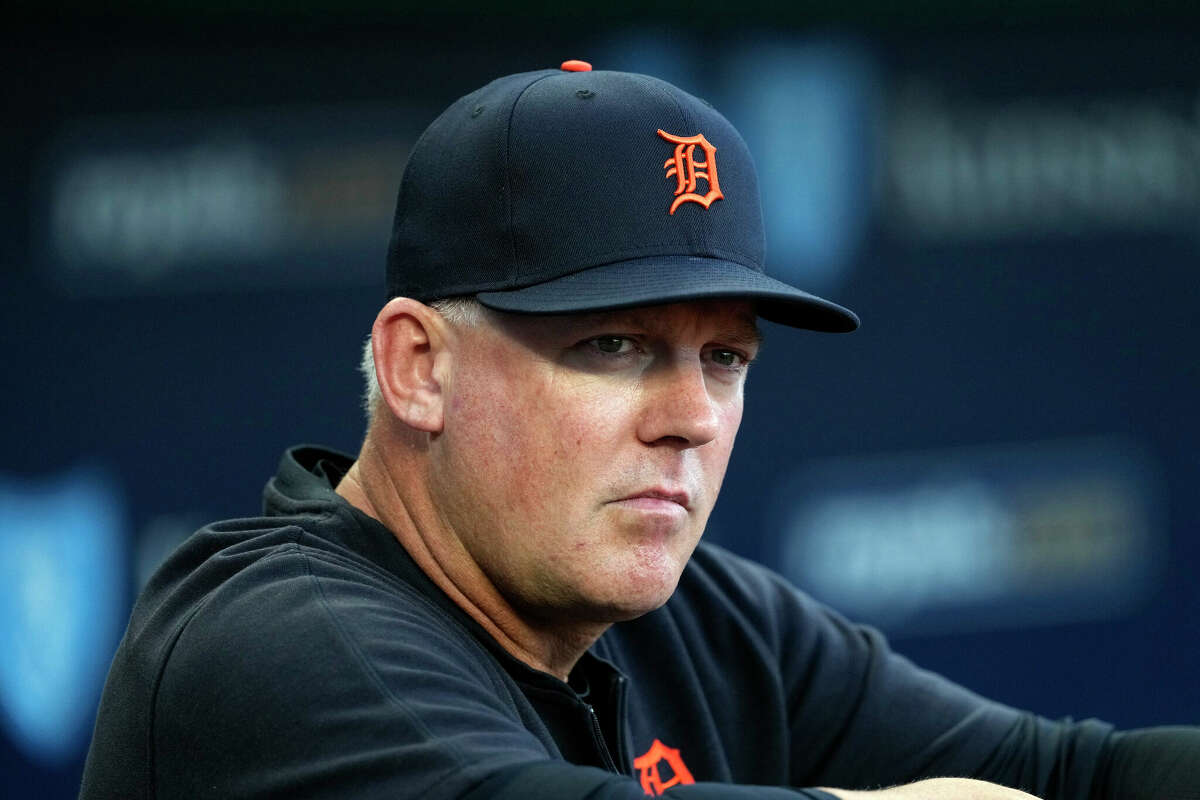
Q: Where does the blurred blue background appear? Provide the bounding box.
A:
[2,3,1199,795]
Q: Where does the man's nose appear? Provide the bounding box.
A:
[635,359,721,448]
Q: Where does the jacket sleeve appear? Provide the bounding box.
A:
[462,763,838,799]
[1093,727,1200,799]
[741,560,1117,798]
[149,543,837,800]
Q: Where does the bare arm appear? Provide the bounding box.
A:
[822,778,1040,799]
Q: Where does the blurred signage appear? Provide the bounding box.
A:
[883,85,1200,241]
[773,438,1165,636]
[721,39,877,294]
[38,106,418,294]
[0,468,126,764]
[52,143,286,274]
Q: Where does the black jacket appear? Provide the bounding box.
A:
[82,446,1129,799]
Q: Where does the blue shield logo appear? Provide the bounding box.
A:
[0,468,127,765]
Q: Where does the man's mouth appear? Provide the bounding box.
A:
[615,488,691,512]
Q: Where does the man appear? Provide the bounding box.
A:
[81,62,1197,799]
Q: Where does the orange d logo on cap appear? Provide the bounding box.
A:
[658,129,724,215]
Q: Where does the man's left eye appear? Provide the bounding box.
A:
[591,336,634,355]
[708,349,747,368]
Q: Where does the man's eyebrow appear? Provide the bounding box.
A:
[541,307,764,347]
[714,311,764,350]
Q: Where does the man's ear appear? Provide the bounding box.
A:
[371,297,451,433]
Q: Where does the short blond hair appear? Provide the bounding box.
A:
[360,297,484,422]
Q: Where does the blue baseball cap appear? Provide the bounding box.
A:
[386,61,859,332]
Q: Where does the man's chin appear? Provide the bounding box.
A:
[601,598,671,624]
[591,577,683,622]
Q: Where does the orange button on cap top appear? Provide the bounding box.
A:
[560,60,592,72]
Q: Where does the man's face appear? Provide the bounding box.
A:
[429,300,759,625]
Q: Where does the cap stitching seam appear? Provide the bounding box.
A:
[503,72,561,277]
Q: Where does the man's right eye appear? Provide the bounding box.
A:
[588,336,635,355]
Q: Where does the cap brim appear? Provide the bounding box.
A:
[475,256,859,332]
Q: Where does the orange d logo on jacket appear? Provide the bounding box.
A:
[634,738,696,796]
[658,130,724,215]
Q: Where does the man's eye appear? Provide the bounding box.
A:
[709,349,749,368]
[590,336,634,355]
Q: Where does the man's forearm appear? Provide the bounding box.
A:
[1096,726,1200,800]
[821,778,1039,799]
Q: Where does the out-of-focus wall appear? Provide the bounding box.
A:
[1,7,1198,796]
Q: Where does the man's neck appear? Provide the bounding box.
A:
[334,446,605,682]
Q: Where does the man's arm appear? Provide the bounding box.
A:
[691,551,1110,797]
[461,764,1039,800]
[769,576,1200,799]
[1094,727,1200,800]
[821,778,1040,799]
[461,766,1042,800]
